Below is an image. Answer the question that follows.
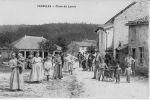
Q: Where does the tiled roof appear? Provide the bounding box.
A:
[76,41,96,47]
[82,39,97,44]
[11,35,46,50]
[126,16,149,25]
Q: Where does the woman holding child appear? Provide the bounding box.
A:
[9,52,25,91]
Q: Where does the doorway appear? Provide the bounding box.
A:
[132,48,136,59]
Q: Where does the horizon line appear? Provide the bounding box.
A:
[0,22,101,26]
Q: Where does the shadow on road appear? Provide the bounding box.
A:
[0,87,12,92]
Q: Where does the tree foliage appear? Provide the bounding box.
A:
[55,37,68,52]
[0,23,98,47]
[67,42,79,55]
[39,40,57,54]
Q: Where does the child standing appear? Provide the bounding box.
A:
[115,63,122,83]
[44,55,54,81]
[67,54,74,75]
[124,64,132,83]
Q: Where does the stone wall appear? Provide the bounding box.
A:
[113,1,149,49]
[129,24,149,67]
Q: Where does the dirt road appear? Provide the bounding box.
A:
[0,62,149,99]
[0,70,81,98]
[73,62,149,99]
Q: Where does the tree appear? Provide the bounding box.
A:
[87,46,96,54]
[0,32,12,46]
[67,42,79,55]
[55,37,68,52]
[39,40,57,54]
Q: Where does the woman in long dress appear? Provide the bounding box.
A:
[63,54,69,72]
[29,52,44,83]
[9,52,24,91]
[53,53,63,79]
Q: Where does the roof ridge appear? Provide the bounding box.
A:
[25,35,44,38]
[105,1,137,24]
[11,35,46,47]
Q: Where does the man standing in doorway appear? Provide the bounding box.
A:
[125,54,135,75]
[92,50,103,79]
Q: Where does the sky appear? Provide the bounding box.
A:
[0,0,135,25]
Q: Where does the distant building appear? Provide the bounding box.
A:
[126,16,149,67]
[103,0,149,60]
[10,35,48,58]
[10,35,61,58]
[75,40,97,54]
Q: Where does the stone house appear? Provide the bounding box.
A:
[103,0,149,62]
[126,16,149,67]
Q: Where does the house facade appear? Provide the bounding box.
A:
[104,0,149,59]
[76,40,97,54]
[127,16,149,67]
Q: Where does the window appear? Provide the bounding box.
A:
[139,47,144,64]
[130,26,136,43]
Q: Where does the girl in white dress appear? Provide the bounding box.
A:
[44,55,54,81]
[29,52,44,83]
[67,54,76,75]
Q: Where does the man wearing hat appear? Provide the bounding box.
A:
[92,49,103,79]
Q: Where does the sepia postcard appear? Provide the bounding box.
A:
[0,0,149,99]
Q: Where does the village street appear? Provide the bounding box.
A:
[73,63,149,99]
[0,68,82,98]
[0,62,149,99]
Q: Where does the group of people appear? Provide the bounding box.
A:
[78,52,95,71]
[8,49,135,91]
[9,51,76,91]
[77,50,135,84]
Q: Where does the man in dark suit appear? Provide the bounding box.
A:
[92,50,103,79]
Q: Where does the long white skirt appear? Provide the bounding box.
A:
[29,63,44,82]
[63,61,69,72]
[10,68,24,90]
